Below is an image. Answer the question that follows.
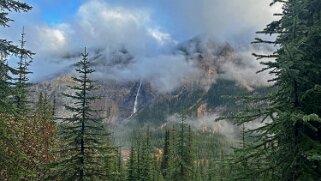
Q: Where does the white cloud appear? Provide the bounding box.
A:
[220,47,274,89]
[96,54,201,93]
[148,28,176,46]
[75,0,173,55]
[155,0,282,41]
[32,24,70,57]
[2,0,280,90]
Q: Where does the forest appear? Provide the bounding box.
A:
[1,0,321,180]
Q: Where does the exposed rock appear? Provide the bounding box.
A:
[30,36,253,126]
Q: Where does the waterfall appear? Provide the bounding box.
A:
[132,80,142,115]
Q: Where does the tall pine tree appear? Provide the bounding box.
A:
[173,114,194,181]
[127,143,138,181]
[0,1,32,179]
[160,128,173,179]
[48,48,112,180]
[14,26,32,114]
[229,0,321,180]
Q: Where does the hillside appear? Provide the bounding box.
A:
[31,36,268,132]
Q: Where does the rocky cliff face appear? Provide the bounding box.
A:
[31,76,156,123]
[175,36,235,91]
[31,36,256,126]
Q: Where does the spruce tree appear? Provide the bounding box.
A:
[116,147,125,181]
[14,27,36,179]
[0,0,32,56]
[104,144,118,180]
[14,26,32,114]
[160,128,173,179]
[229,0,321,180]
[152,152,164,181]
[48,48,112,180]
[0,1,32,179]
[17,92,58,180]
[173,115,194,181]
[139,129,153,181]
[127,144,138,181]
[128,129,154,181]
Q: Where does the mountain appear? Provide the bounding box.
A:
[31,36,267,131]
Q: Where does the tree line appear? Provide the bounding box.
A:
[1,0,321,180]
[226,0,321,180]
[0,2,227,180]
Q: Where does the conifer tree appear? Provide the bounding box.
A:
[116,147,125,181]
[152,153,164,181]
[127,144,138,181]
[0,1,32,179]
[103,144,121,180]
[207,159,215,181]
[139,129,153,181]
[48,48,112,180]
[229,0,321,180]
[0,1,32,59]
[104,145,117,180]
[127,129,154,181]
[160,129,173,179]
[14,27,32,114]
[0,53,26,179]
[17,92,57,180]
[13,27,36,179]
[173,115,194,181]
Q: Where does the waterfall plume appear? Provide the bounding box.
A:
[132,80,142,115]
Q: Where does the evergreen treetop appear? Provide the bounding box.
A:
[48,48,113,180]
[228,0,321,180]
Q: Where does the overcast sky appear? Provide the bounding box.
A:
[1,0,281,89]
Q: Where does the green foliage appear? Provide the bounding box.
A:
[228,0,321,180]
[135,79,266,127]
[127,144,138,181]
[0,1,32,179]
[127,120,234,181]
[18,92,58,180]
[206,79,248,108]
[0,0,32,56]
[158,116,196,181]
[127,129,154,181]
[47,48,115,180]
[135,89,205,125]
[103,144,123,181]
[173,116,194,181]
[160,129,173,179]
[14,27,33,114]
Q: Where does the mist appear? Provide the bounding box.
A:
[95,54,201,93]
[1,0,281,92]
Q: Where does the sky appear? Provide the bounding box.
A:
[1,0,282,91]
[25,0,84,24]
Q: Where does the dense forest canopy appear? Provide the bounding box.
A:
[1,0,321,180]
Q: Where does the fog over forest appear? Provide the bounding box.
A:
[1,1,320,181]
